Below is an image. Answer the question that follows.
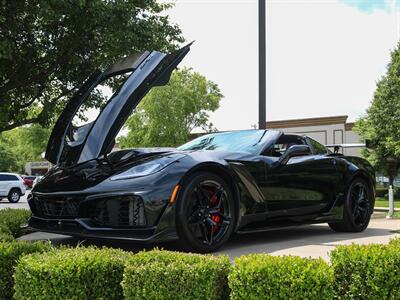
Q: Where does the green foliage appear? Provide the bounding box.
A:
[0,124,51,172]
[119,68,223,148]
[0,209,31,239]
[122,249,231,300]
[355,42,400,180]
[0,139,19,172]
[14,247,129,300]
[0,0,183,133]
[229,254,333,300]
[0,241,52,300]
[331,243,400,299]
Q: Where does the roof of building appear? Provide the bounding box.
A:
[266,115,352,129]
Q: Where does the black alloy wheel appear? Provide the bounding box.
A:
[176,172,236,253]
[329,178,373,232]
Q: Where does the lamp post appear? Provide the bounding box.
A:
[258,0,266,129]
[386,156,398,218]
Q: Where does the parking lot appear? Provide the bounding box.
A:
[0,193,30,210]
[8,193,399,261]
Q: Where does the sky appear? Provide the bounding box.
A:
[164,0,400,131]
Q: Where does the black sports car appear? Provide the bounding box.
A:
[29,44,376,252]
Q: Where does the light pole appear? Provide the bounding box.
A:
[258,0,266,129]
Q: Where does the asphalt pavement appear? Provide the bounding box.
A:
[9,193,399,261]
[0,193,30,210]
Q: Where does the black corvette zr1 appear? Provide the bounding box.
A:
[29,44,376,252]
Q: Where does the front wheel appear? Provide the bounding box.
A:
[329,178,373,232]
[175,172,236,253]
[8,189,21,203]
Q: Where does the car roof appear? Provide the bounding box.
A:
[0,172,21,177]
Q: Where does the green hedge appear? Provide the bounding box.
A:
[229,254,333,300]
[0,208,31,239]
[376,187,400,198]
[331,243,400,299]
[122,250,231,300]
[14,246,129,300]
[0,241,51,300]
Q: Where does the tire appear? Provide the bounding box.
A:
[175,172,237,253]
[329,178,373,232]
[8,188,21,203]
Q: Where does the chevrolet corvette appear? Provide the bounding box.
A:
[28,44,375,252]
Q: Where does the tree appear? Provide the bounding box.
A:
[0,0,183,133]
[119,68,223,148]
[355,42,400,187]
[0,143,19,172]
[0,125,51,172]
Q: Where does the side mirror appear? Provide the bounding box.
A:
[279,145,312,165]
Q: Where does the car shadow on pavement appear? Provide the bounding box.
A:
[17,221,397,258]
[218,224,395,256]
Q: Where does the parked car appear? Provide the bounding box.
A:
[0,173,26,203]
[32,176,43,188]
[21,175,37,189]
[28,44,376,252]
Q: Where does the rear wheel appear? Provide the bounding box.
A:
[8,189,21,203]
[175,172,236,253]
[329,178,372,232]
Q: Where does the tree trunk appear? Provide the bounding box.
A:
[389,175,395,187]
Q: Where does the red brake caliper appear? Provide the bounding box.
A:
[210,192,221,233]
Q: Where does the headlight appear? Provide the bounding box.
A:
[110,154,185,181]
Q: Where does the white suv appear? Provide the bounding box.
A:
[0,173,26,203]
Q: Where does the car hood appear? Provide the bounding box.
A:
[35,147,181,193]
[45,43,192,167]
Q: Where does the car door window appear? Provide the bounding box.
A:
[3,175,17,181]
[263,134,307,157]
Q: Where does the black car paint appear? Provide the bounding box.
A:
[29,44,376,243]
[30,130,375,242]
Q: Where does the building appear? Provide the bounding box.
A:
[266,115,363,157]
[24,161,52,176]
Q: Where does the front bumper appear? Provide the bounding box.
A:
[28,216,177,242]
[27,191,178,243]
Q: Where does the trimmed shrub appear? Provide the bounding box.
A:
[331,243,400,299]
[0,225,13,242]
[389,236,400,247]
[0,208,31,239]
[14,246,128,300]
[0,241,51,300]
[229,254,333,300]
[122,249,231,300]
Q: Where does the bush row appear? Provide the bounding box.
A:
[0,208,31,242]
[0,241,51,300]
[2,239,400,299]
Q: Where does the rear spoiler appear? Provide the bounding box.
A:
[326,140,374,153]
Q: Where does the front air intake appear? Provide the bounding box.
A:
[89,195,147,228]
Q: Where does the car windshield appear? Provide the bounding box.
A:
[177,130,276,154]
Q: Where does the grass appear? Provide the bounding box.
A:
[375,197,400,208]
[392,212,400,219]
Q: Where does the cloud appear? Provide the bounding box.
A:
[339,0,393,13]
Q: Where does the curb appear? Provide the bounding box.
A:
[374,207,400,213]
